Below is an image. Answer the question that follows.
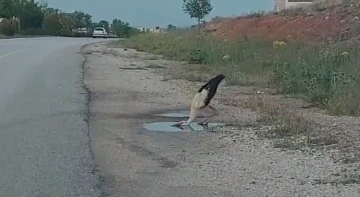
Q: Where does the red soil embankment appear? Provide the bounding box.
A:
[205,11,358,43]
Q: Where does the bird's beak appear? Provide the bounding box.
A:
[172,124,185,130]
[171,122,182,127]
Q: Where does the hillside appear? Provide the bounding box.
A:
[205,0,360,43]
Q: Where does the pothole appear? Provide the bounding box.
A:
[144,110,224,132]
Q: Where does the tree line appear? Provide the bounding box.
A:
[0,0,137,37]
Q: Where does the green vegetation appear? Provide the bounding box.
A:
[42,12,73,36]
[98,20,109,32]
[111,19,137,38]
[0,0,137,37]
[123,29,360,116]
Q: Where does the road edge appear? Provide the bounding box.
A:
[79,43,108,197]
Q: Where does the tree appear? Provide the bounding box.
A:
[42,13,74,36]
[83,13,92,27]
[98,20,109,32]
[69,11,92,28]
[0,0,98,37]
[109,18,137,38]
[42,7,59,15]
[0,0,15,18]
[182,0,212,34]
[89,22,99,29]
[19,0,45,29]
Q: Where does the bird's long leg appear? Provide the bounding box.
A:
[208,105,219,115]
[198,107,212,125]
[199,116,214,126]
[198,105,219,125]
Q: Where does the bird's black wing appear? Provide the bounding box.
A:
[198,74,225,106]
[197,74,225,93]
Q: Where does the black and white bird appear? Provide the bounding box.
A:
[172,74,225,127]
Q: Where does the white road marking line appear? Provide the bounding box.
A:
[0,38,27,42]
[0,50,23,59]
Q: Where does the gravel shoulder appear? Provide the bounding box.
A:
[83,42,360,197]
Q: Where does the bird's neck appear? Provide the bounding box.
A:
[185,107,198,124]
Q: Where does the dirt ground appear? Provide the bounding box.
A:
[82,41,360,197]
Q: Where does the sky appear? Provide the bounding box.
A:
[41,0,273,28]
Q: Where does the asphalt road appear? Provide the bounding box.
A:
[0,37,108,197]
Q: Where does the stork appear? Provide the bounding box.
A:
[172,74,225,127]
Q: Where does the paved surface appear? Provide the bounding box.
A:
[0,37,110,197]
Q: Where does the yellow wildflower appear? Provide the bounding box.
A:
[273,41,287,49]
[341,51,349,56]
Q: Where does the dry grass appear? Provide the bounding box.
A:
[242,94,338,150]
[223,91,360,172]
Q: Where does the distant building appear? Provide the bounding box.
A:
[72,27,88,33]
[167,24,176,30]
[137,27,150,32]
[149,26,160,32]
[274,0,314,12]
[136,26,167,34]
[0,17,20,22]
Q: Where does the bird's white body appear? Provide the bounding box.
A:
[185,89,209,125]
[192,89,208,109]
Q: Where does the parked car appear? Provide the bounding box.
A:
[92,27,107,38]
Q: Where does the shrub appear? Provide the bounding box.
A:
[189,49,208,64]
[42,13,74,36]
[19,28,47,35]
[0,19,18,36]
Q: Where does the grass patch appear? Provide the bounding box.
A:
[120,29,360,117]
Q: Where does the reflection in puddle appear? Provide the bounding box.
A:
[143,122,223,132]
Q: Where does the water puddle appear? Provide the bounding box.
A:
[143,122,223,132]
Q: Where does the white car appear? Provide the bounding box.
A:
[92,27,108,38]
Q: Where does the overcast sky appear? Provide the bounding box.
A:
[40,0,273,27]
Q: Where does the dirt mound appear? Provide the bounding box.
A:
[205,5,360,43]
